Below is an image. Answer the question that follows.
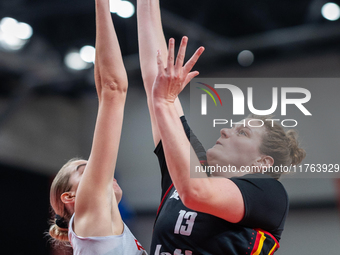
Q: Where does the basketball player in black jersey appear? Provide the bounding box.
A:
[137,1,306,254]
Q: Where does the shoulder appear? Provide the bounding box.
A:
[230,173,287,193]
[230,173,288,209]
[230,174,289,238]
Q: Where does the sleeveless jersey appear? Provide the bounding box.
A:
[68,214,147,255]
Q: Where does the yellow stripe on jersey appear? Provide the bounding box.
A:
[268,242,277,255]
[253,231,266,255]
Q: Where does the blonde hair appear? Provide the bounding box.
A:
[48,158,83,244]
[249,115,306,178]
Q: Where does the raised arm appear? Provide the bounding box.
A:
[137,0,184,146]
[73,0,127,236]
[152,38,245,223]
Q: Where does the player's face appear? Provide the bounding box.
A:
[68,160,123,203]
[206,119,265,177]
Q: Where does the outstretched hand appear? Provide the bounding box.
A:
[152,36,204,104]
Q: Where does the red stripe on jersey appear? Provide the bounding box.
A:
[250,231,262,255]
[156,183,174,216]
[199,160,207,166]
[254,228,280,249]
[134,239,145,251]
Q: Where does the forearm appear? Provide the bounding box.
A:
[137,0,184,145]
[137,0,167,95]
[137,0,166,145]
[95,0,128,98]
[153,100,209,203]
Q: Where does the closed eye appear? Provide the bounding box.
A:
[76,163,87,174]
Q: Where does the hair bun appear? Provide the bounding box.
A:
[286,130,306,165]
[49,223,69,243]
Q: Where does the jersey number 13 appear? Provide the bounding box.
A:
[174,210,198,236]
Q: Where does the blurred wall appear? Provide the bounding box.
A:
[1,48,339,212]
[1,42,340,255]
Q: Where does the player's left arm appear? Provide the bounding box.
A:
[152,38,245,223]
[73,0,127,237]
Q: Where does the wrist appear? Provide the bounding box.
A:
[153,98,175,112]
[153,97,172,107]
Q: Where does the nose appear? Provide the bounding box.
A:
[220,128,232,138]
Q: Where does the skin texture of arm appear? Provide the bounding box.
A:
[137,0,184,147]
[152,38,245,223]
[73,0,127,237]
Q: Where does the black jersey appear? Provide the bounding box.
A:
[150,116,288,255]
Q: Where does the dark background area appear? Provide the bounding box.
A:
[0,163,51,254]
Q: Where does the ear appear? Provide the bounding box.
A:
[60,191,76,205]
[256,155,274,169]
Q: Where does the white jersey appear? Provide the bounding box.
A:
[68,214,147,255]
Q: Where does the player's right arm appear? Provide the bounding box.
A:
[137,0,184,147]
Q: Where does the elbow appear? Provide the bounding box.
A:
[179,180,213,211]
[181,194,196,211]
[180,188,206,211]
[99,77,128,103]
[101,76,128,94]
